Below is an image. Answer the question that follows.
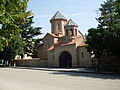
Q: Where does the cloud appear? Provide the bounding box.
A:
[34,11,95,19]
[34,15,52,18]
[66,0,78,3]
[65,13,85,17]
[65,11,95,17]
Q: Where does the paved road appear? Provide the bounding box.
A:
[0,68,120,90]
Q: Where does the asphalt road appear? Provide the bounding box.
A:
[0,68,120,90]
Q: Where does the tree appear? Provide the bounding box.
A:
[32,38,43,58]
[0,0,32,66]
[86,28,106,70]
[20,16,42,58]
[0,0,31,50]
[86,0,120,70]
[97,0,120,57]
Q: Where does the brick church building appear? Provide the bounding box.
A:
[38,11,92,67]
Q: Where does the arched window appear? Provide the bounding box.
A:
[58,24,60,30]
[82,52,84,58]
[65,29,68,36]
[52,24,55,33]
[70,28,74,36]
[53,55,54,60]
[75,29,77,36]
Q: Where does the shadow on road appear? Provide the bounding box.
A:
[50,71,120,80]
[9,66,120,80]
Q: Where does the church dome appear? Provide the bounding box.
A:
[65,19,78,27]
[50,11,67,21]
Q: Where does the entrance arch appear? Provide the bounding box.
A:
[59,51,72,68]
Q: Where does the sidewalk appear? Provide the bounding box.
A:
[11,66,120,75]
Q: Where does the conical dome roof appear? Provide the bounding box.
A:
[65,19,78,27]
[50,11,67,21]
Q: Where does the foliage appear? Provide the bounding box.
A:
[97,0,120,57]
[0,0,31,50]
[0,36,8,51]
[0,0,32,65]
[86,28,106,58]
[86,0,120,70]
[20,16,42,58]
[0,36,24,60]
[0,0,42,62]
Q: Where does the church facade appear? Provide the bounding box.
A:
[38,11,92,67]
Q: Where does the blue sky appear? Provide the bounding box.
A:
[27,0,105,38]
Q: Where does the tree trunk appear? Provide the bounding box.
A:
[118,56,120,72]
[8,60,11,67]
[3,60,6,67]
[21,54,24,59]
[97,57,101,71]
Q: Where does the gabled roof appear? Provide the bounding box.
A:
[47,37,83,51]
[65,19,78,27]
[78,41,88,47]
[43,33,58,39]
[50,11,67,21]
[43,33,64,39]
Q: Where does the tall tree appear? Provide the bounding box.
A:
[86,28,106,70]
[0,0,32,65]
[20,16,42,58]
[0,0,31,49]
[86,0,120,70]
[97,0,120,57]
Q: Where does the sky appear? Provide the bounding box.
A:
[27,0,106,38]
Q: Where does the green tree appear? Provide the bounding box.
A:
[0,0,31,50]
[86,0,120,70]
[20,16,42,58]
[97,0,120,57]
[0,0,31,66]
[0,36,24,66]
[86,28,106,70]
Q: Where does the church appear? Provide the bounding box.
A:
[38,11,92,67]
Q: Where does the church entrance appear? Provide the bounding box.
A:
[59,51,72,68]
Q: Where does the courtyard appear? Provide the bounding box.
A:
[0,68,120,90]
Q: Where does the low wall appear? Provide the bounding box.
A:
[93,56,120,72]
[100,56,120,72]
[15,58,48,67]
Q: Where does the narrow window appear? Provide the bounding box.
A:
[70,28,74,36]
[66,29,68,36]
[82,52,84,58]
[47,44,50,48]
[75,29,77,36]
[58,24,60,30]
[52,24,55,33]
[53,55,54,60]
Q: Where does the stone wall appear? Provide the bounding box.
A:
[48,50,54,67]
[77,46,92,67]
[38,44,45,59]
[39,34,58,59]
[15,58,48,67]
[48,44,78,67]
